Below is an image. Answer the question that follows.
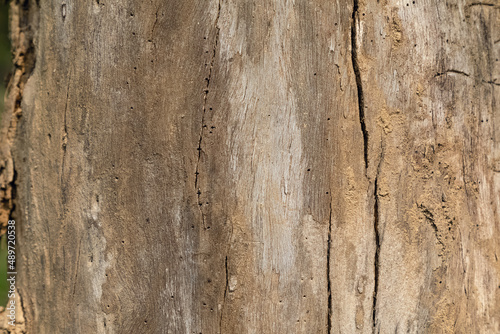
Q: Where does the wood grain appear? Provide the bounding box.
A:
[0,0,498,333]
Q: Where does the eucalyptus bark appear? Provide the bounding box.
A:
[0,0,499,333]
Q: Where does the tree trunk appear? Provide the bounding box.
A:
[0,0,498,333]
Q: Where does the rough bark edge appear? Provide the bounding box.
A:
[0,0,35,235]
[0,288,26,334]
[0,0,37,332]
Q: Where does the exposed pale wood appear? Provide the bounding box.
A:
[0,0,497,333]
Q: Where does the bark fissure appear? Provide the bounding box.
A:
[482,79,499,86]
[372,177,380,333]
[327,201,332,333]
[434,70,470,78]
[148,7,159,49]
[72,239,82,297]
[419,204,446,251]
[219,255,229,333]
[351,0,368,170]
[466,2,496,8]
[195,0,221,228]
[61,76,70,190]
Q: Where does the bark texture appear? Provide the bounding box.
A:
[0,0,498,333]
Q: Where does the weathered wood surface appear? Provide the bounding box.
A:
[0,0,498,333]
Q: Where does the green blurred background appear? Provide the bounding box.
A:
[0,1,11,307]
[0,1,9,116]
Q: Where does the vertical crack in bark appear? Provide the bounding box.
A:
[72,239,82,297]
[148,4,160,49]
[195,0,220,228]
[61,75,71,194]
[350,2,381,328]
[327,201,332,333]
[372,177,380,332]
[351,0,368,170]
[418,204,446,253]
[219,255,229,333]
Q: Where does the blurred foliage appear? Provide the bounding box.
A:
[0,1,9,83]
[0,1,9,307]
[0,1,9,70]
[0,1,10,118]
